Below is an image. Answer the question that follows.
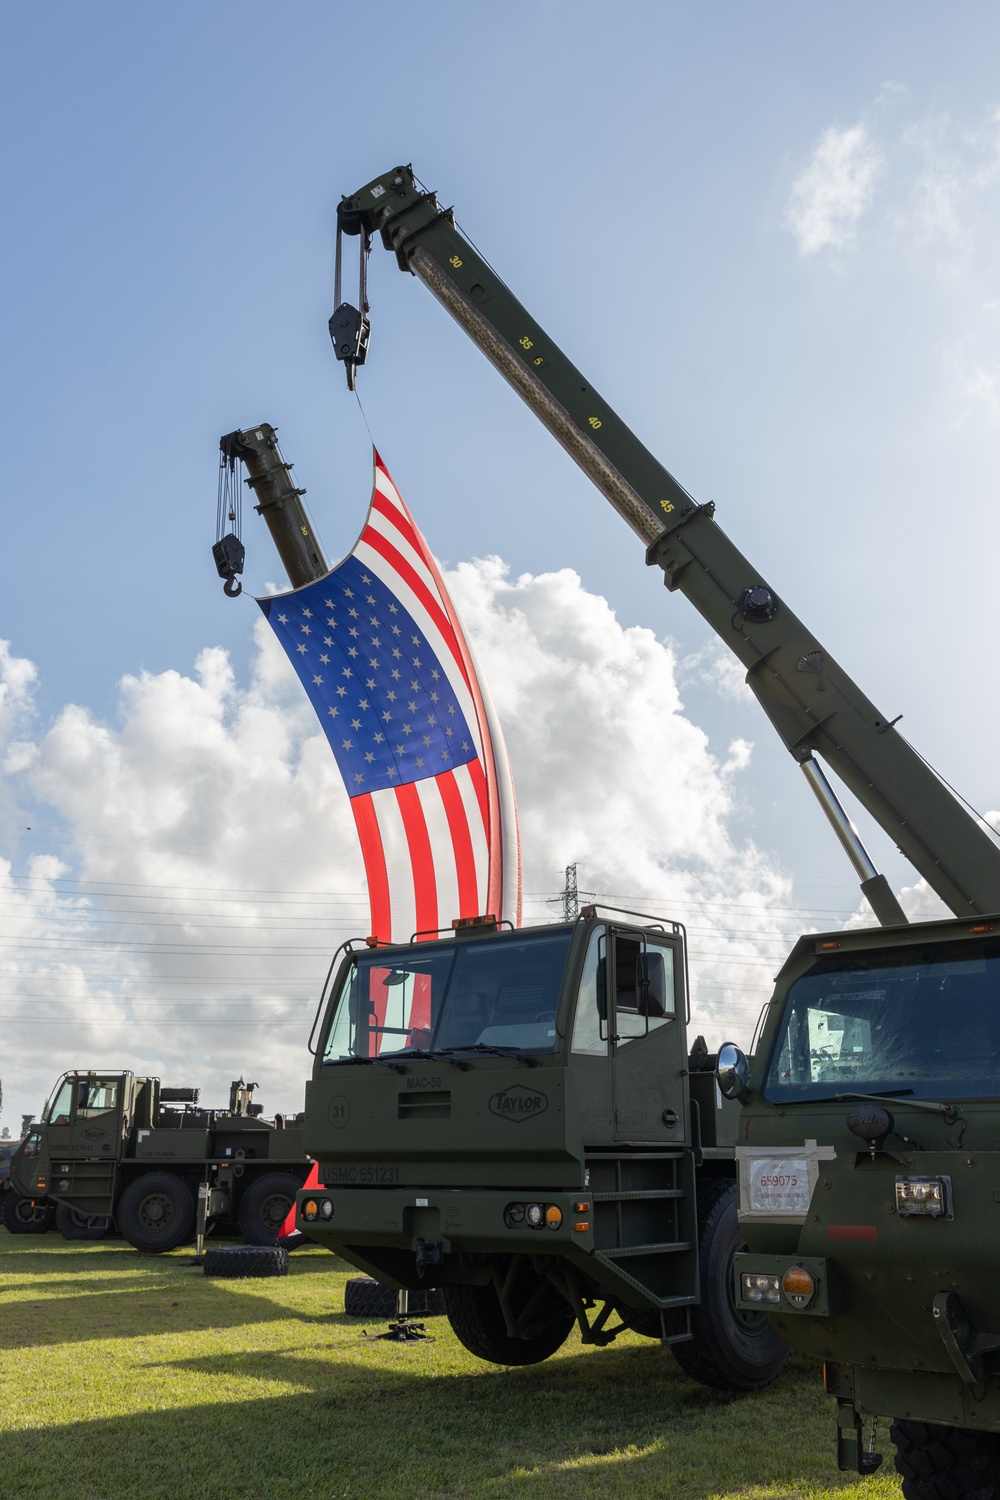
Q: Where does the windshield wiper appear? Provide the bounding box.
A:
[441,1044,541,1068]
[333,1055,409,1074]
[825,1089,959,1120]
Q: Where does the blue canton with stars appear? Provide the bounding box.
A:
[259,558,477,796]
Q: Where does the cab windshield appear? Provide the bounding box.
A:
[764,938,1000,1102]
[323,929,573,1062]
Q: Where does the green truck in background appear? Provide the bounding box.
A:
[277,165,1000,1493]
[5,1071,310,1250]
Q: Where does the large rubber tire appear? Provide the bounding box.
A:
[238,1172,302,1246]
[117,1172,194,1253]
[671,1178,790,1392]
[203,1245,288,1279]
[343,1275,446,1319]
[892,1420,1000,1499]
[55,1204,111,1241]
[444,1265,574,1366]
[3,1193,56,1234]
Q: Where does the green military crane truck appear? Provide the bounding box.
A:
[300,910,788,1386]
[287,165,1000,1490]
[5,1071,310,1251]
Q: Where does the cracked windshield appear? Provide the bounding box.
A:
[764,938,1000,1102]
[323,929,574,1061]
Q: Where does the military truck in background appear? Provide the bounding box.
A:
[5,1071,311,1251]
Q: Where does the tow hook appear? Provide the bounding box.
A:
[415,1237,442,1277]
[836,1399,882,1474]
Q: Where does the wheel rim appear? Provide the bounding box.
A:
[137,1193,175,1232]
[257,1192,293,1235]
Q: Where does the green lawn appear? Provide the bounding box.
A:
[0,1233,902,1500]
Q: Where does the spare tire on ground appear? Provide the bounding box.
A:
[203,1245,289,1279]
[343,1275,445,1319]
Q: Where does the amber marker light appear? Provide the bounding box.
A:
[574,1202,590,1213]
[302,1199,319,1221]
[818,941,843,951]
[573,1222,590,1233]
[545,1205,563,1230]
[782,1266,817,1308]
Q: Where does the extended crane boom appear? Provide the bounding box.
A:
[336,164,1000,922]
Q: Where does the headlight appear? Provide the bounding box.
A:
[741,1272,780,1305]
[525,1203,544,1229]
[781,1266,817,1309]
[896,1175,953,1218]
[319,1198,334,1220]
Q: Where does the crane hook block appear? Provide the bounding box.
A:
[213,533,245,600]
[329,302,371,391]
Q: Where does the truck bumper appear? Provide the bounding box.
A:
[295,1184,592,1262]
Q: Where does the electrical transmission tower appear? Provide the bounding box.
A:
[548,863,593,921]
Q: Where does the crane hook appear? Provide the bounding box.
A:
[223,575,243,598]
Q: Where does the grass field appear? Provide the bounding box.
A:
[0,1233,904,1500]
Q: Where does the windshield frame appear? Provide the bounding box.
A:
[761,937,1000,1105]
[319,926,577,1065]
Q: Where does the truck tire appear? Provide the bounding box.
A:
[443,1270,574,1366]
[238,1172,301,1246]
[55,1204,111,1241]
[3,1194,55,1234]
[891,1419,1000,1499]
[671,1178,790,1392]
[343,1275,446,1319]
[117,1172,194,1253]
[203,1245,288,1279]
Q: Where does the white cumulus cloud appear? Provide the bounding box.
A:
[786,122,883,255]
[0,562,806,1131]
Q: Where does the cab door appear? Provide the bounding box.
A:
[567,924,615,1149]
[608,927,688,1144]
[45,1075,126,1160]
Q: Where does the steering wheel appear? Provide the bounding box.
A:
[534,1011,556,1024]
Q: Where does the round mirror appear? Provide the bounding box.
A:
[716,1041,750,1101]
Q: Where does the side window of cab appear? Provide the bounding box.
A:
[47,1079,75,1126]
[613,933,676,1045]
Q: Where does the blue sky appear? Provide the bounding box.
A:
[2,2,1000,1124]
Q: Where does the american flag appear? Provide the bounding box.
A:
[258,452,521,941]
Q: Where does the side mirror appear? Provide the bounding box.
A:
[595,957,607,1022]
[636,953,667,1016]
[716,1042,751,1101]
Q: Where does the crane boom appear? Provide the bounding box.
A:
[337,165,1000,921]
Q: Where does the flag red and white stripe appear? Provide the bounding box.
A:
[259,451,521,941]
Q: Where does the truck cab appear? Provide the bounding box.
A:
[728,916,1000,1477]
[300,910,787,1387]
